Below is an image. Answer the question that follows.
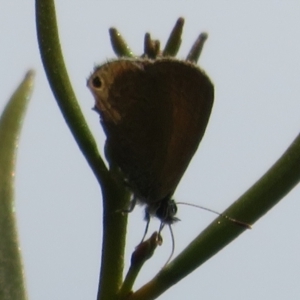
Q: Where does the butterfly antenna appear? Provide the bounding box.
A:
[158,223,176,267]
[176,202,251,229]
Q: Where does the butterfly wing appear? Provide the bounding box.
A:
[147,60,214,200]
[88,58,214,204]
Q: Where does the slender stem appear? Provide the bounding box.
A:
[119,232,160,298]
[35,0,108,185]
[163,17,184,57]
[186,32,208,63]
[109,28,134,57]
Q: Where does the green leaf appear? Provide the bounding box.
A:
[0,70,35,300]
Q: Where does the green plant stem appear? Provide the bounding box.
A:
[109,28,134,57]
[129,132,300,300]
[35,0,108,184]
[35,1,129,299]
[0,71,35,300]
[119,232,160,298]
[162,17,184,57]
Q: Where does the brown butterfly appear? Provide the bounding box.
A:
[87,57,214,232]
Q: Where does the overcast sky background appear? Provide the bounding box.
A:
[1,2,300,300]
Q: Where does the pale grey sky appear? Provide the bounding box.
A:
[1,2,300,300]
